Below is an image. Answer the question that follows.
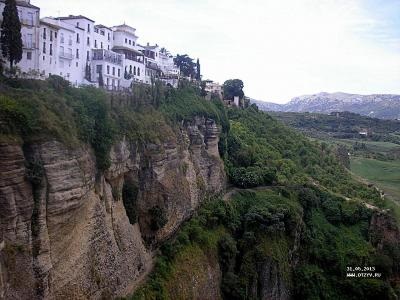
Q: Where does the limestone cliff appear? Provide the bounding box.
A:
[0,116,225,299]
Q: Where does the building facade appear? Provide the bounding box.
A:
[0,0,40,74]
[0,1,181,90]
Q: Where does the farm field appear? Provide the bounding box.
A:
[350,157,400,201]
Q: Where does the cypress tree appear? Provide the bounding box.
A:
[196,58,201,81]
[1,0,23,70]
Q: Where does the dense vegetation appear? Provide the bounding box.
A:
[132,188,399,300]
[0,76,227,171]
[270,110,400,214]
[225,107,382,205]
[129,92,399,299]
[1,76,399,299]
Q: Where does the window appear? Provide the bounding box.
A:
[60,33,64,44]
[55,32,57,38]
[125,38,127,43]
[87,50,90,60]
[112,67,115,76]
[76,33,80,43]
[129,40,131,45]
[132,41,135,46]
[107,65,110,74]
[27,12,34,26]
[76,62,78,67]
[137,68,140,76]
[107,45,110,50]
[107,33,110,41]
[134,66,136,75]
[50,44,53,56]
[100,30,105,36]
[87,37,90,46]
[43,42,46,54]
[101,42,103,49]
[43,28,47,40]
[68,36,72,46]
[76,49,79,59]
[96,65,102,73]
[129,65,132,74]
[106,77,109,86]
[26,34,33,48]
[77,22,80,27]
[95,40,97,48]
[87,24,90,33]
[27,52,32,60]
[43,56,45,61]
[50,30,53,42]
[118,68,120,77]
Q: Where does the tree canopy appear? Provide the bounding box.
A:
[223,79,244,100]
[174,54,195,78]
[1,0,23,69]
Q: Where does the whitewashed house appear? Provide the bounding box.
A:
[0,0,40,75]
[112,24,145,86]
[38,19,59,78]
[1,1,183,89]
[204,80,223,99]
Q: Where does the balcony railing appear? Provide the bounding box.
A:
[23,42,36,49]
[92,49,123,66]
[59,52,74,60]
[20,19,36,26]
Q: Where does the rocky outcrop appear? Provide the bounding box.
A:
[0,116,225,299]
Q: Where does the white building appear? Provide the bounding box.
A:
[204,80,223,99]
[0,0,40,74]
[111,24,145,86]
[1,1,182,90]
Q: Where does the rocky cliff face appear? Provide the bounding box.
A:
[0,116,225,299]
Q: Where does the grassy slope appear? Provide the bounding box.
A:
[350,157,400,200]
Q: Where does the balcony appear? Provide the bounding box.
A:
[20,19,36,27]
[59,52,74,60]
[23,42,36,49]
[92,49,123,66]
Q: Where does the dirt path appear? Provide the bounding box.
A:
[223,185,282,202]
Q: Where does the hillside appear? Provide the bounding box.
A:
[252,92,400,120]
[0,77,399,299]
[270,111,400,143]
[271,110,400,213]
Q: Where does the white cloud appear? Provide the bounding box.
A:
[35,0,400,103]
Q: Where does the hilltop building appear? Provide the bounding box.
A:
[0,0,40,75]
[204,80,223,99]
[0,0,181,89]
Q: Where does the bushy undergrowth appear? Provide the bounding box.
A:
[132,188,397,299]
[226,106,382,205]
[0,76,228,171]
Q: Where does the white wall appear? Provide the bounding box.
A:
[0,2,40,72]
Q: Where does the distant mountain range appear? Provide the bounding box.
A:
[252,92,400,120]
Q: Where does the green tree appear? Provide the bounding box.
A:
[174,54,195,78]
[196,58,201,81]
[85,63,91,81]
[1,0,23,70]
[98,71,104,87]
[223,79,244,100]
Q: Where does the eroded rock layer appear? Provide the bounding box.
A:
[0,117,225,299]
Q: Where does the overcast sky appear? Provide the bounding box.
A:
[35,0,400,103]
